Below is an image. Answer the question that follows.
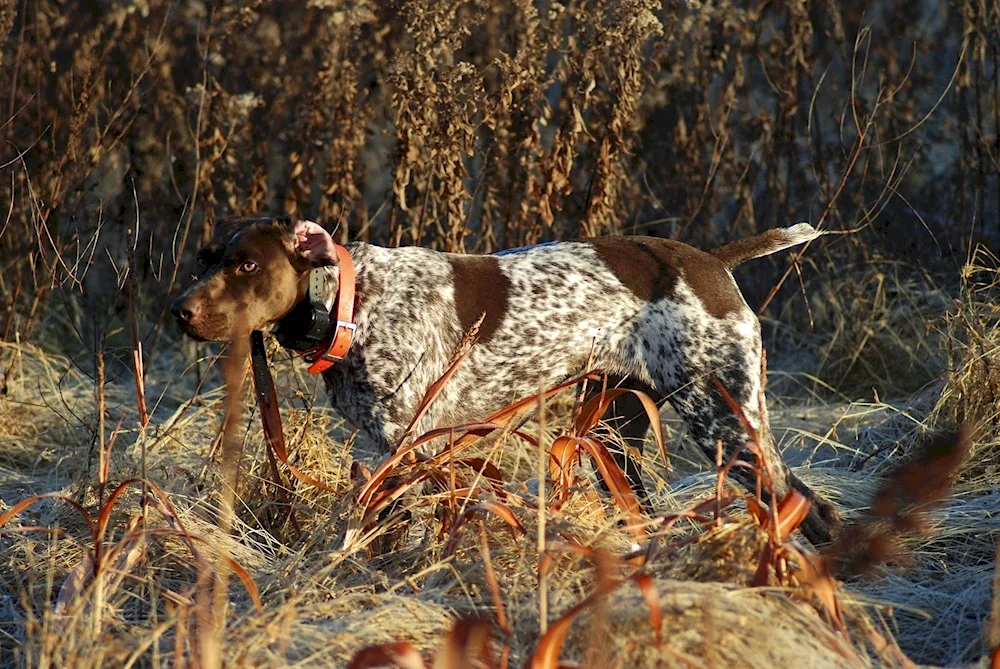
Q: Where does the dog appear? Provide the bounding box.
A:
[172,216,842,545]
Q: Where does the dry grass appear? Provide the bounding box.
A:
[2,260,999,667]
[2,0,1000,666]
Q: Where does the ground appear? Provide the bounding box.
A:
[1,1,999,666]
[1,251,998,667]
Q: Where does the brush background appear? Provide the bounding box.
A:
[1,1,999,667]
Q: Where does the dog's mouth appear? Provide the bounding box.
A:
[174,316,211,342]
[178,325,210,343]
[173,311,236,343]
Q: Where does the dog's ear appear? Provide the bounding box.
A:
[289,220,339,268]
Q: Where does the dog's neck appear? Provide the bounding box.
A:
[311,241,379,312]
[272,242,378,353]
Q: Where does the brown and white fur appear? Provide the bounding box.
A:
[172,217,841,545]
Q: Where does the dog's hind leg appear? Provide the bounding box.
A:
[584,376,663,512]
[662,352,842,546]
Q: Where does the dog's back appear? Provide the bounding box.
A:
[336,228,808,444]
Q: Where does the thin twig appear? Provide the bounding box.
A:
[537,385,548,635]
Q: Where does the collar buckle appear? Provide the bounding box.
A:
[305,320,356,373]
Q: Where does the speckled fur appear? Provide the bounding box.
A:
[316,241,763,448]
[309,235,842,543]
[176,220,841,545]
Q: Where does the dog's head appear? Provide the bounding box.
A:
[171,216,339,341]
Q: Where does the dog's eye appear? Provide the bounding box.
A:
[239,261,259,274]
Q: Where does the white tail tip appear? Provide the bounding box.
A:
[783,222,820,245]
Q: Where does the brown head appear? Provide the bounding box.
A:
[170,216,339,341]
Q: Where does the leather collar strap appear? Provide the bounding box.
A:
[250,330,338,494]
[302,244,357,374]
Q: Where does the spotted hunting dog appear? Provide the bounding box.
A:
[172,217,841,545]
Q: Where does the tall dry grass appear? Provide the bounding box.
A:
[1,0,997,351]
[1,0,1000,667]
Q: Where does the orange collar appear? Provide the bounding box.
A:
[301,244,357,374]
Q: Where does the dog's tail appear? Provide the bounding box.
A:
[710,223,824,269]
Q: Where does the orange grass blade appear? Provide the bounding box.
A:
[116,478,207,561]
[55,515,145,616]
[280,460,341,494]
[359,373,600,505]
[711,377,775,487]
[653,492,742,534]
[710,377,756,434]
[427,429,539,467]
[787,547,847,633]
[143,491,205,563]
[548,436,579,501]
[97,478,151,540]
[745,497,768,525]
[54,553,97,616]
[351,460,373,483]
[479,524,511,668]
[747,491,811,543]
[347,641,428,669]
[145,484,268,618]
[2,485,263,616]
[360,482,498,531]
[541,541,624,578]
[630,574,662,645]
[774,490,811,543]
[689,492,739,517]
[224,554,264,614]
[751,544,775,587]
[0,493,97,540]
[446,502,525,556]
[464,502,525,534]
[420,487,497,503]
[349,373,601,551]
[100,414,127,484]
[576,437,645,537]
[141,528,262,613]
[456,458,505,488]
[574,388,631,435]
[484,372,602,427]
[395,346,476,447]
[357,422,502,505]
[359,472,435,526]
[574,387,668,471]
[527,591,602,669]
[433,618,495,669]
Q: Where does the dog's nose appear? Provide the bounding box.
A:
[171,298,197,323]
